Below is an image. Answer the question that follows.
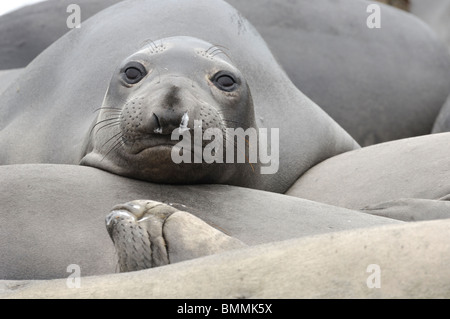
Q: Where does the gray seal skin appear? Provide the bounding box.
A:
[410,0,450,51]
[228,0,450,146]
[0,0,449,297]
[0,68,22,95]
[287,132,450,221]
[0,0,123,70]
[1,0,450,146]
[0,0,357,193]
[4,219,450,299]
[0,164,401,280]
[432,94,450,133]
[81,36,260,187]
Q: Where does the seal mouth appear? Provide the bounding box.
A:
[122,133,181,155]
[134,143,177,155]
[134,144,199,163]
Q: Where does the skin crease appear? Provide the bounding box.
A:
[81,36,262,188]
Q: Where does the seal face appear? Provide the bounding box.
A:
[81,36,259,185]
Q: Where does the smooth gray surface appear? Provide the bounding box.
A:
[1,0,449,145]
[0,0,122,70]
[410,0,450,51]
[399,1,450,135]
[0,164,400,280]
[0,0,357,194]
[288,133,450,211]
[361,198,450,221]
[0,68,22,94]
[229,0,450,145]
[432,93,450,133]
[2,219,449,298]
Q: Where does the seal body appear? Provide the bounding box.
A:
[287,133,450,214]
[1,0,449,146]
[0,0,356,192]
[0,164,400,280]
[0,0,449,298]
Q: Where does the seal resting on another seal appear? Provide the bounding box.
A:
[2,0,450,146]
[81,36,260,187]
[0,0,450,298]
[0,0,358,193]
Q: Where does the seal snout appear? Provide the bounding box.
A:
[165,85,181,107]
[152,111,190,135]
[150,110,189,135]
[143,85,192,135]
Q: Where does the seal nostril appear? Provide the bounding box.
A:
[152,113,164,134]
[153,113,162,131]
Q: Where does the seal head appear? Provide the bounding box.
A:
[81,36,259,186]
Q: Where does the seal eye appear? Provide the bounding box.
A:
[122,62,146,84]
[212,72,238,92]
[125,68,141,80]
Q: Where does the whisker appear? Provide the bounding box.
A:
[190,71,196,88]
[101,131,123,149]
[211,50,232,61]
[208,48,223,56]
[141,38,158,52]
[214,44,230,51]
[245,154,255,173]
[102,138,124,162]
[93,107,122,113]
[205,45,217,54]
[95,121,121,134]
[90,117,121,135]
[223,129,256,172]
[208,44,232,60]
[206,44,230,54]
[216,110,250,128]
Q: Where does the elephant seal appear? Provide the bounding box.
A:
[0,0,449,298]
[1,214,448,298]
[0,164,400,280]
[2,0,449,146]
[81,36,260,187]
[0,0,357,193]
[287,133,450,221]
[107,128,450,272]
[229,0,450,145]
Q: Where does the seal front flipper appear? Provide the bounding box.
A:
[105,200,246,272]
